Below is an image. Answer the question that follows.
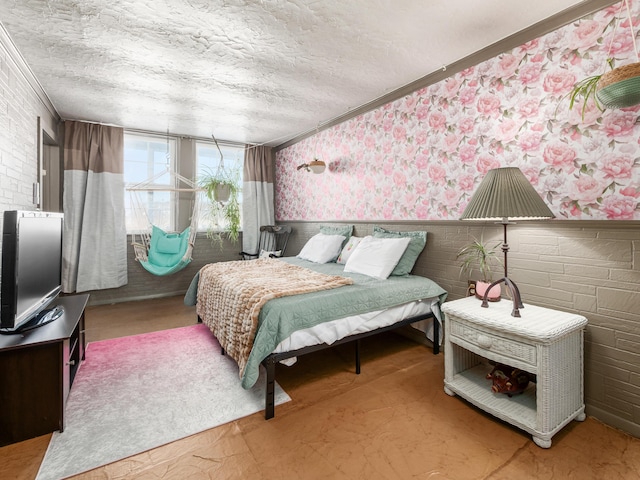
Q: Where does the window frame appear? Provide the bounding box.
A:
[123,132,179,234]
[123,132,245,236]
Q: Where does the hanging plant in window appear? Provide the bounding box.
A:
[569,0,640,118]
[199,134,241,245]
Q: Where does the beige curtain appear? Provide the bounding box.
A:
[242,145,275,255]
[62,120,128,293]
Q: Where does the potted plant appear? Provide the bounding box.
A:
[595,61,640,108]
[456,237,503,301]
[199,167,241,245]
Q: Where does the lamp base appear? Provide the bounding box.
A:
[481,277,524,317]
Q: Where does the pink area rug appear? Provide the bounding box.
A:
[36,324,290,480]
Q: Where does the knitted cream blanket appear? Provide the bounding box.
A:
[196,258,353,377]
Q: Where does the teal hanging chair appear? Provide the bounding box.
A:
[127,168,203,276]
[139,225,193,276]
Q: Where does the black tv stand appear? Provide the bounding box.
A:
[0,294,88,446]
[0,305,65,335]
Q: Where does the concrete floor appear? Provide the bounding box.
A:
[1,295,639,479]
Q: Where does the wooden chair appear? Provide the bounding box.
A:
[240,225,292,260]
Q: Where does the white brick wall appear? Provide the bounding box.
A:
[0,29,59,214]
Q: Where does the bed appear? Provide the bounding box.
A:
[184,233,448,419]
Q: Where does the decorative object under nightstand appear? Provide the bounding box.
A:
[442,296,588,448]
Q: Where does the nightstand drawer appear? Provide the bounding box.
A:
[450,321,537,366]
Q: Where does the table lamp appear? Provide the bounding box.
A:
[461,167,555,317]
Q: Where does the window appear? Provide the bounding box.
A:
[196,141,244,232]
[124,133,177,233]
[123,133,245,235]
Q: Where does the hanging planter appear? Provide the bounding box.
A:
[569,0,640,116]
[596,61,640,108]
[213,183,231,203]
[198,134,242,245]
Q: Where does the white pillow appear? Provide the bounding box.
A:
[259,249,281,259]
[343,235,411,279]
[337,236,362,264]
[297,233,346,264]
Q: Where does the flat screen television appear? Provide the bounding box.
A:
[0,210,64,334]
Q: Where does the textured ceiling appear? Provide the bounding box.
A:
[0,0,597,146]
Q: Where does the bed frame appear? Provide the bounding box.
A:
[260,311,439,419]
[199,310,439,420]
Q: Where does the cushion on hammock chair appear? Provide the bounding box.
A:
[146,225,191,269]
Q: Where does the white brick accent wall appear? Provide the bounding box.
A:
[0,25,59,214]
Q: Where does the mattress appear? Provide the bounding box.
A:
[273,297,441,365]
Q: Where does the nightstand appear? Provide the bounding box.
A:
[442,296,588,448]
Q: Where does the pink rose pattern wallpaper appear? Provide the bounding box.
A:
[275,2,640,221]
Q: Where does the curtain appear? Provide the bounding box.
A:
[242,145,275,255]
[62,120,128,293]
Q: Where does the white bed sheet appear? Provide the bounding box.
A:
[273,297,442,365]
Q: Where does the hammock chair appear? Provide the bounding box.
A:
[127,168,204,276]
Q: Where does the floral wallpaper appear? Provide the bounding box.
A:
[275,1,640,221]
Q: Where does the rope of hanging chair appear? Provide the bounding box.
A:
[182,191,203,261]
[129,186,152,263]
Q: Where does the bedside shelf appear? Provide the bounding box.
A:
[446,363,537,431]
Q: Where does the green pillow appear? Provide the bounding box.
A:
[372,226,427,275]
[157,232,183,254]
[319,224,353,247]
[148,226,191,267]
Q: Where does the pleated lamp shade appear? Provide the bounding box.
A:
[461,167,554,221]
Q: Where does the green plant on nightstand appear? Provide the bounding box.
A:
[456,236,503,301]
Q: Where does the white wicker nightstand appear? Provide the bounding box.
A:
[442,296,588,448]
